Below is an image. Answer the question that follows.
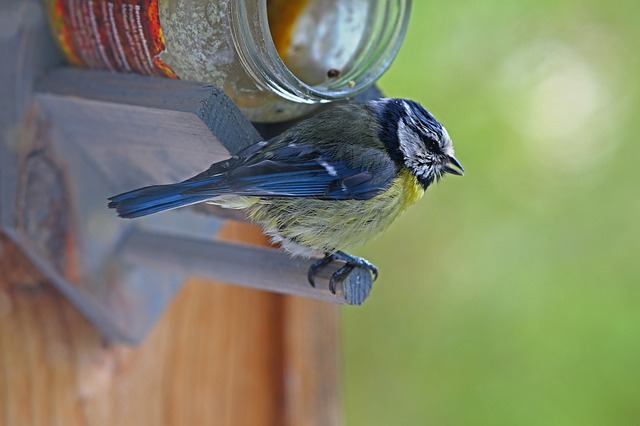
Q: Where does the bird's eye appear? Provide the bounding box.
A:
[425,138,439,153]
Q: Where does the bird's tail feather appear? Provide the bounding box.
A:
[108,182,215,219]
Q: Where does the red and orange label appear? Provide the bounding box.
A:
[48,0,177,78]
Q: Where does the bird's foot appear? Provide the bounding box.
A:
[308,251,378,294]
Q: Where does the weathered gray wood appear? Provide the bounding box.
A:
[120,230,373,305]
[0,0,63,230]
[36,68,262,155]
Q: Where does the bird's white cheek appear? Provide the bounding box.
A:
[397,121,425,159]
[397,120,430,177]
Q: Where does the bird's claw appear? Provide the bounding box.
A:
[307,251,378,294]
[307,254,334,288]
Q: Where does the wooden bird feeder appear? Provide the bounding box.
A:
[1,10,376,345]
[0,1,384,423]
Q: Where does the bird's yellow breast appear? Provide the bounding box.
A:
[245,168,425,256]
[393,167,425,210]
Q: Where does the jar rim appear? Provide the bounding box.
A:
[231,0,411,104]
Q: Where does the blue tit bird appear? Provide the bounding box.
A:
[108,98,463,292]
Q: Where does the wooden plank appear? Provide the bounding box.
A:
[36,68,262,156]
[0,233,287,426]
[120,229,373,305]
[216,222,341,426]
[283,298,341,426]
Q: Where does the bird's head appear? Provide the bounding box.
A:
[371,98,463,189]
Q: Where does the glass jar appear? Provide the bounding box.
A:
[46,0,411,122]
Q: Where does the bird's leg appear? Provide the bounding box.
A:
[307,251,379,294]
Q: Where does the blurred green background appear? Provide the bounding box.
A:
[343,0,640,425]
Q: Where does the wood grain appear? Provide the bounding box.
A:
[0,225,340,426]
[283,298,341,426]
[0,231,282,426]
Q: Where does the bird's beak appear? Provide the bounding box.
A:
[444,155,464,176]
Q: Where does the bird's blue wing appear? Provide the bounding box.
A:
[184,143,398,200]
[108,139,398,218]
